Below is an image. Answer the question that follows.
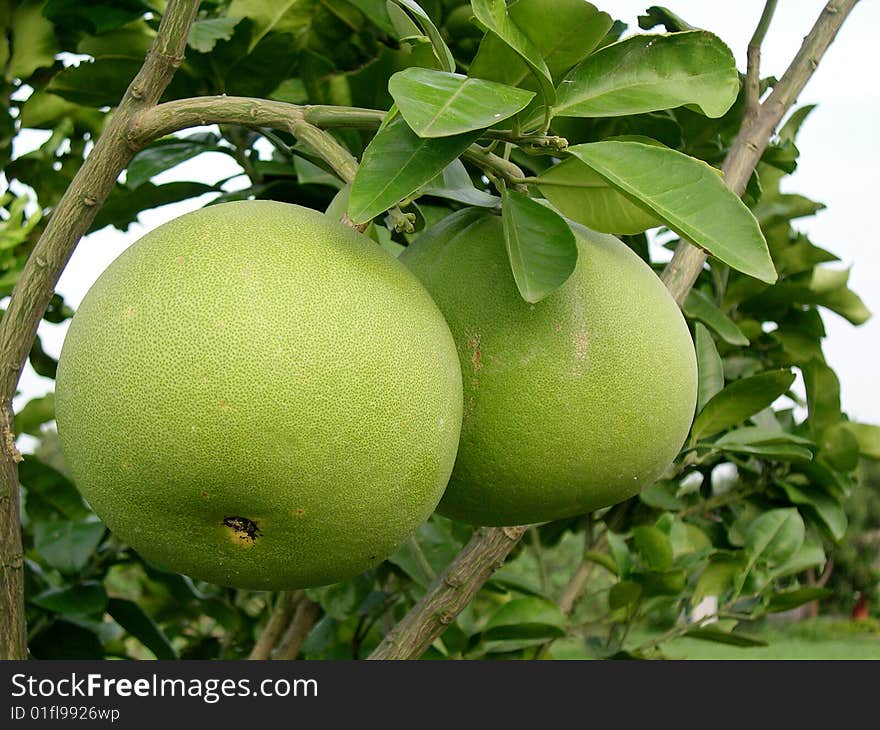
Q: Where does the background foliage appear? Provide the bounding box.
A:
[2,0,878,659]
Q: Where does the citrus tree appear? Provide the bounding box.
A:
[1,0,877,660]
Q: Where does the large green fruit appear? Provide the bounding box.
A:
[55,201,463,589]
[400,210,697,526]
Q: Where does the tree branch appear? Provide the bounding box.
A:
[661,0,859,304]
[745,0,779,118]
[248,591,302,660]
[274,597,321,660]
[367,526,526,660]
[0,0,201,661]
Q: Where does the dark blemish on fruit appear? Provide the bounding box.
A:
[223,516,261,543]
[369,555,377,561]
[200,490,209,499]
[294,507,305,517]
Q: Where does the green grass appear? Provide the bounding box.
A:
[551,619,880,660]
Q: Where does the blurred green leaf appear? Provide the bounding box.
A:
[609,580,642,609]
[32,582,108,616]
[745,508,805,568]
[20,458,90,522]
[766,586,831,613]
[694,323,723,413]
[126,134,220,189]
[778,481,847,542]
[633,526,673,571]
[107,598,177,659]
[33,520,105,573]
[30,621,104,659]
[693,555,746,604]
[684,625,766,647]
[482,597,566,641]
[14,394,55,437]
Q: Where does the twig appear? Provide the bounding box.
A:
[661,0,860,304]
[0,0,201,662]
[367,526,527,660]
[529,528,549,595]
[745,0,779,119]
[274,597,321,660]
[248,591,302,660]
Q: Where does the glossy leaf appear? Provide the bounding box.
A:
[609,580,642,609]
[695,323,723,413]
[802,360,841,438]
[390,68,534,137]
[567,141,776,283]
[187,17,241,53]
[348,116,481,224]
[842,422,880,460]
[31,582,108,616]
[693,556,745,604]
[501,188,578,303]
[108,598,177,660]
[691,369,796,441]
[553,31,739,119]
[684,289,749,346]
[126,133,219,189]
[583,550,619,576]
[14,393,55,437]
[20,459,90,523]
[471,0,556,114]
[537,157,660,234]
[470,0,612,85]
[390,0,455,72]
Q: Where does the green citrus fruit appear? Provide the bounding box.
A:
[55,200,463,589]
[400,210,697,526]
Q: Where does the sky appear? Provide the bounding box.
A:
[8,0,880,430]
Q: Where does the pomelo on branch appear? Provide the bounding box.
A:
[401,210,697,526]
[55,201,463,590]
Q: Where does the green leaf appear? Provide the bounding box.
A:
[537,157,660,235]
[638,6,696,32]
[6,0,59,81]
[693,556,745,604]
[14,394,55,437]
[553,31,738,120]
[694,323,723,414]
[187,17,242,53]
[482,597,566,641]
[420,159,500,208]
[469,0,612,85]
[47,58,145,108]
[635,569,686,597]
[471,0,556,118]
[31,582,108,616]
[90,182,217,232]
[842,422,880,460]
[293,155,344,188]
[802,360,841,439]
[19,458,90,523]
[29,621,104,660]
[126,134,220,189]
[818,421,860,472]
[389,68,534,137]
[568,142,776,283]
[606,530,632,577]
[691,369,796,441]
[390,0,455,72]
[632,526,673,571]
[583,549,619,576]
[745,508,805,568]
[348,116,481,224]
[712,442,813,463]
[684,626,767,647]
[639,480,685,511]
[684,290,749,346]
[714,427,813,448]
[771,540,825,579]
[609,580,642,609]
[33,520,105,574]
[778,481,847,542]
[767,586,831,614]
[107,598,177,660]
[501,188,578,303]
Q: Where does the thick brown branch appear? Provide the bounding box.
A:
[661,0,860,303]
[367,526,526,660]
[0,0,200,661]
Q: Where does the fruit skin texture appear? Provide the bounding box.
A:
[55,200,463,590]
[400,210,697,526]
